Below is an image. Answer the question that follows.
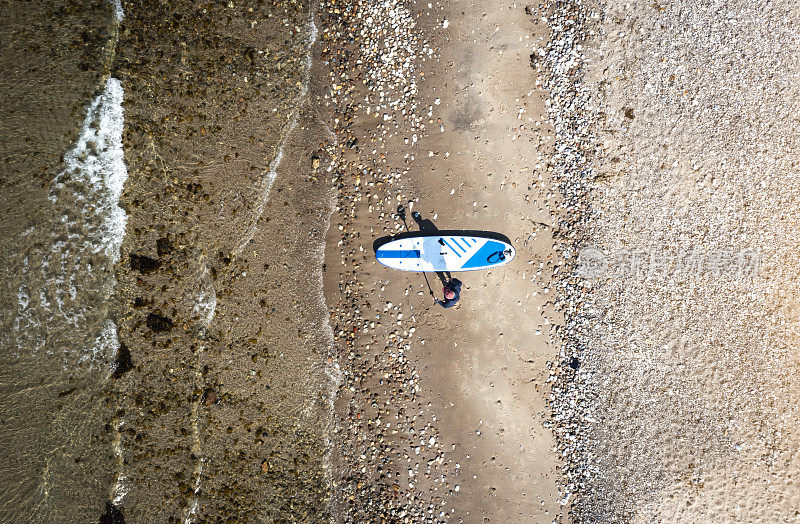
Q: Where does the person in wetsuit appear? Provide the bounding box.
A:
[436,278,462,308]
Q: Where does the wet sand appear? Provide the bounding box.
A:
[404,1,563,521]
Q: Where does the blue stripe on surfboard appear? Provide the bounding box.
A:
[460,240,506,269]
[376,249,421,258]
[441,238,462,257]
[454,238,470,251]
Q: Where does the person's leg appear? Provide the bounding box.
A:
[435,271,448,286]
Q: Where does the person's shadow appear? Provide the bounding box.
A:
[411,211,451,286]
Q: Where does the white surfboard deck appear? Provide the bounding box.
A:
[375,234,515,272]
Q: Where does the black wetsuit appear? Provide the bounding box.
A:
[436,278,462,308]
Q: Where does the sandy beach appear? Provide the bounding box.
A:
[320,0,563,520]
[3,0,800,521]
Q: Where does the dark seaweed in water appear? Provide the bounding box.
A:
[145,312,173,332]
[112,342,133,378]
[129,253,160,273]
[98,502,126,524]
[156,237,173,257]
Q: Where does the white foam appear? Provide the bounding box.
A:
[184,260,217,521]
[110,415,128,505]
[192,266,217,327]
[310,194,343,522]
[82,319,119,369]
[108,0,124,21]
[6,76,129,365]
[54,77,128,263]
[17,285,29,311]
[183,414,205,524]
[309,18,318,44]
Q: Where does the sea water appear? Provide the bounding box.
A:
[0,0,337,520]
[0,5,127,520]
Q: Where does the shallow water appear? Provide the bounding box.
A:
[0,1,123,520]
[108,0,334,520]
[7,77,127,366]
[0,0,336,521]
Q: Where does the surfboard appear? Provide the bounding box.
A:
[374,232,515,272]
